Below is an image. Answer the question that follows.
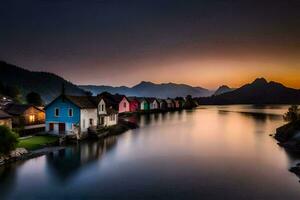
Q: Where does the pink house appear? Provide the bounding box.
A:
[118,96,139,113]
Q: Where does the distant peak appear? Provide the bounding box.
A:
[218,85,230,89]
[139,81,153,85]
[252,77,268,85]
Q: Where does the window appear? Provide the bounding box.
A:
[83,119,85,129]
[68,108,73,117]
[89,119,93,126]
[123,102,126,108]
[101,104,104,111]
[29,114,35,123]
[110,114,115,121]
[55,108,59,117]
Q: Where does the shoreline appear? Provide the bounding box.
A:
[274,120,300,181]
[0,120,139,167]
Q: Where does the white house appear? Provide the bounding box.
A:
[166,99,175,109]
[96,97,118,127]
[149,98,160,110]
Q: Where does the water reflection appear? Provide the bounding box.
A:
[1,105,300,200]
[46,137,117,181]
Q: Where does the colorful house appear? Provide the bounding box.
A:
[118,96,139,113]
[4,103,45,130]
[138,98,150,111]
[92,94,118,127]
[174,98,185,109]
[0,110,12,129]
[148,98,160,110]
[158,99,167,110]
[166,99,175,109]
[45,95,97,137]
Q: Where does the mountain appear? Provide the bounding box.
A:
[80,81,213,98]
[0,61,86,103]
[213,85,234,96]
[198,78,300,105]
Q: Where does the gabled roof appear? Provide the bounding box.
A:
[45,95,96,109]
[4,103,44,115]
[157,99,167,103]
[0,110,11,119]
[126,96,138,102]
[106,107,118,115]
[136,97,149,103]
[64,95,96,109]
[91,95,119,111]
[146,97,158,103]
[165,99,175,103]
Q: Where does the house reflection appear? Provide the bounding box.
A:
[46,136,117,181]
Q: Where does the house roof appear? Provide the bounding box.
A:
[90,95,119,111]
[64,95,96,109]
[126,96,138,102]
[0,110,11,119]
[45,95,96,109]
[146,97,158,103]
[106,107,118,115]
[165,99,175,103]
[4,104,37,115]
[136,97,149,103]
[157,99,167,103]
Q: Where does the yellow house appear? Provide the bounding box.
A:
[0,110,12,129]
[4,104,45,127]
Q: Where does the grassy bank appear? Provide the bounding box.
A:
[17,135,59,151]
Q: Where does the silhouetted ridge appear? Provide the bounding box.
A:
[0,61,86,103]
[198,78,300,105]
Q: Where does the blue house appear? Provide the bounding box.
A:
[45,95,97,138]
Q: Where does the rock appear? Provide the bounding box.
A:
[9,148,28,158]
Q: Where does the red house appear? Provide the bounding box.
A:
[118,96,140,113]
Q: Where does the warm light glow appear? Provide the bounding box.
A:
[29,115,35,123]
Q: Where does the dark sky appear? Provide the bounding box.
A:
[1,0,299,88]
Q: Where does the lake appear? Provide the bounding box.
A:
[1,105,300,200]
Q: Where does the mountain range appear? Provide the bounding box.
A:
[1,61,300,105]
[0,61,86,103]
[198,78,300,104]
[79,81,214,99]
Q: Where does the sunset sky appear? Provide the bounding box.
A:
[1,0,299,89]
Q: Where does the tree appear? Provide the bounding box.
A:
[0,125,18,155]
[26,92,43,106]
[184,95,197,109]
[283,105,300,122]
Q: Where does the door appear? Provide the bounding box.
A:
[49,123,54,131]
[99,116,104,125]
[59,123,65,133]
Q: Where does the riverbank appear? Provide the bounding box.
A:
[274,120,300,181]
[88,119,138,139]
[0,120,138,167]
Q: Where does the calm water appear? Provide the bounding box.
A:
[1,105,300,200]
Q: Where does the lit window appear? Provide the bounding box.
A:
[55,108,59,117]
[29,115,35,123]
[69,108,73,117]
